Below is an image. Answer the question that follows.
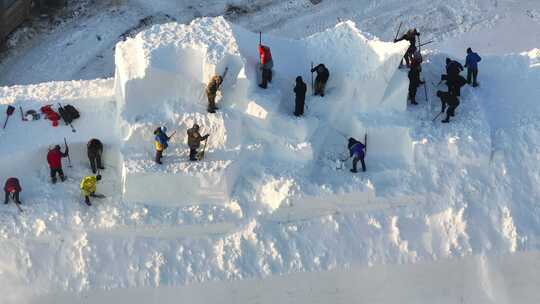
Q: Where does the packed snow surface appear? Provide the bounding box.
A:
[0,0,540,303]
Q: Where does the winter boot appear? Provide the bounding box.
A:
[52,177,57,184]
[350,169,358,173]
[441,119,450,123]
[84,196,92,206]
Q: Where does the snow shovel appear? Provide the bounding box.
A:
[3,105,15,129]
[394,21,403,42]
[20,106,27,121]
[64,137,73,168]
[57,103,76,133]
[310,61,314,95]
[196,136,208,161]
[364,133,368,157]
[221,67,229,85]
[9,193,23,213]
[91,193,106,199]
[336,155,350,170]
[432,111,444,122]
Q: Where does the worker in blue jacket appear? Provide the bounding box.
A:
[465,48,482,87]
[348,137,366,173]
[154,126,172,164]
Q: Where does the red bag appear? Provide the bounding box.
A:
[40,105,60,127]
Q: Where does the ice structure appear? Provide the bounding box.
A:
[114,17,412,209]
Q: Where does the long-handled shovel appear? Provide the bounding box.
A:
[3,105,15,129]
[196,136,209,161]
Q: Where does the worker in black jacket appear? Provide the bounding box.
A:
[293,76,307,116]
[87,138,105,174]
[408,65,423,105]
[311,64,329,97]
[436,90,460,123]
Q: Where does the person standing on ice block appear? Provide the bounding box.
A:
[395,28,420,68]
[465,48,481,87]
[80,175,101,206]
[258,44,273,89]
[348,137,366,173]
[311,63,330,97]
[87,138,105,174]
[154,127,172,165]
[293,76,307,116]
[4,178,22,205]
[436,90,460,123]
[206,75,223,113]
[47,144,68,184]
[187,123,209,161]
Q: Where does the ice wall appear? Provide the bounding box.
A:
[115,17,246,121]
[113,16,413,206]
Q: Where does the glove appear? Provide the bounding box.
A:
[203,134,209,140]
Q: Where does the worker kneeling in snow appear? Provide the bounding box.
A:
[187,123,209,161]
[348,137,366,173]
[80,175,101,206]
[4,177,22,205]
[154,127,172,165]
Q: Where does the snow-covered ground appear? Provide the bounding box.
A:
[0,0,540,303]
[33,251,540,304]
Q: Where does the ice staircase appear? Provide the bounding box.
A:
[113,16,418,214]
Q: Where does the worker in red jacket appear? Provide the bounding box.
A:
[47,144,69,184]
[4,177,22,205]
[258,44,273,89]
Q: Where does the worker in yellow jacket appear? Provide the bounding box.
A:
[80,175,101,206]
